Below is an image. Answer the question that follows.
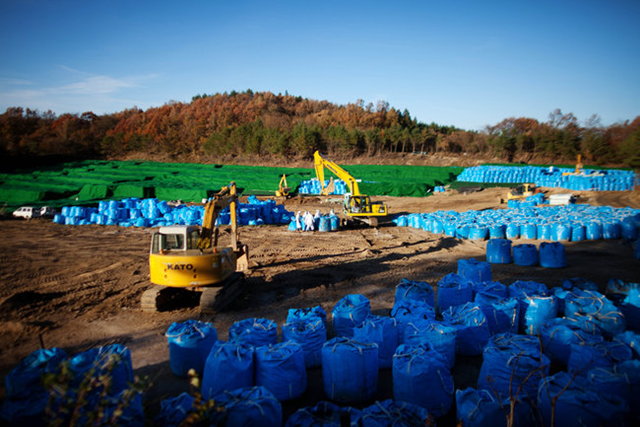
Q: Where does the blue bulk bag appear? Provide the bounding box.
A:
[565,290,626,337]
[486,239,512,264]
[473,281,508,298]
[616,360,640,419]
[352,315,399,369]
[586,221,602,240]
[332,294,371,338]
[621,218,638,240]
[568,339,632,377]
[404,320,457,369]
[284,401,363,427]
[602,222,621,239]
[562,277,599,292]
[508,280,548,333]
[442,302,491,356]
[456,387,535,427]
[505,223,520,239]
[228,318,277,348]
[214,386,283,427]
[91,344,134,396]
[587,367,631,402]
[155,392,198,427]
[614,330,640,358]
[537,371,627,427]
[521,223,537,239]
[444,222,457,236]
[474,294,519,335]
[282,319,327,368]
[255,341,307,401]
[287,305,328,326]
[489,224,506,239]
[478,333,549,402]
[322,337,378,403]
[553,222,571,241]
[571,224,586,241]
[456,225,470,239]
[361,399,432,427]
[329,215,340,231]
[394,278,435,308]
[318,216,330,232]
[436,273,474,315]
[540,318,603,366]
[536,223,552,240]
[620,289,640,331]
[523,295,558,335]
[457,258,492,283]
[539,241,567,268]
[166,320,217,377]
[201,340,254,400]
[5,347,67,400]
[391,299,435,342]
[288,219,298,231]
[392,344,453,418]
[469,225,489,241]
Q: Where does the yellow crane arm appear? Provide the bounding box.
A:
[197,183,239,250]
[313,151,360,196]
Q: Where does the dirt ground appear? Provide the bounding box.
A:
[1,186,639,423]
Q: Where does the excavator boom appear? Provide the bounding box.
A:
[314,151,360,196]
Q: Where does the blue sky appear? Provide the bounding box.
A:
[1,0,638,130]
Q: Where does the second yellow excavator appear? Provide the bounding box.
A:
[313,151,388,226]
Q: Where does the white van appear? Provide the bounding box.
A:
[12,206,41,219]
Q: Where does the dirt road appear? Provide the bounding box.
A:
[1,187,638,421]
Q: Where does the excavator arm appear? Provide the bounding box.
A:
[314,151,360,196]
[197,183,239,250]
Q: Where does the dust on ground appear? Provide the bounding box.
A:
[0,186,638,423]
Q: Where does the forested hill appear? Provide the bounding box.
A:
[1,90,638,168]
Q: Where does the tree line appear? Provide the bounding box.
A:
[1,90,638,168]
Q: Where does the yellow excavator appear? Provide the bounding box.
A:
[562,154,584,176]
[313,151,389,226]
[142,182,249,313]
[275,174,291,198]
[500,183,536,204]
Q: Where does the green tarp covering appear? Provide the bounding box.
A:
[0,159,464,211]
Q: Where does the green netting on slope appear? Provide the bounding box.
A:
[0,160,465,208]
[0,187,45,203]
[77,184,110,201]
[155,187,209,202]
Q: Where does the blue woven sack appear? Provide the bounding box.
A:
[478,333,549,402]
[255,341,307,401]
[442,302,490,356]
[352,315,399,369]
[392,344,453,418]
[321,337,378,403]
[361,399,432,427]
[201,340,254,400]
[213,386,283,427]
[436,273,474,315]
[394,278,435,308]
[457,258,492,283]
[282,318,327,368]
[332,294,371,338]
[166,320,217,377]
[228,318,277,348]
[284,401,363,427]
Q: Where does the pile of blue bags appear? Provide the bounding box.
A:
[1,344,142,426]
[298,178,348,195]
[394,204,640,244]
[457,165,635,191]
[52,195,293,228]
[5,271,640,426]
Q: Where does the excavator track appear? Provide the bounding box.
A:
[141,286,174,312]
[199,272,245,314]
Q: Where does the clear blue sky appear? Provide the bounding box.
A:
[1,0,638,130]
